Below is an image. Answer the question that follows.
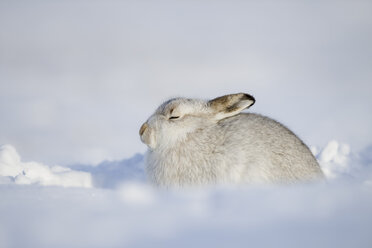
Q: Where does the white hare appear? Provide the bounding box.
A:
[139,93,324,187]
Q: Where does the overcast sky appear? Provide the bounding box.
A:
[1,0,371,165]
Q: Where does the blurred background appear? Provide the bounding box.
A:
[1,0,371,166]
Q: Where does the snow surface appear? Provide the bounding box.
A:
[1,1,372,247]
[1,142,372,248]
[0,145,92,188]
[1,141,371,188]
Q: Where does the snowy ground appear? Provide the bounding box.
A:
[1,1,372,247]
[1,142,372,248]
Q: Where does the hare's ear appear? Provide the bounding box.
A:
[208,93,255,120]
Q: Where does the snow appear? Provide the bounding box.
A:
[1,1,371,247]
[317,141,352,179]
[71,153,145,188]
[1,179,372,248]
[0,142,372,247]
[0,145,92,188]
[2,140,370,189]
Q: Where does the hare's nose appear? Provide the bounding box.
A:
[139,123,148,136]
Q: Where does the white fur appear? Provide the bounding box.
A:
[140,93,324,188]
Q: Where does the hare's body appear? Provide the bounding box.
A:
[140,93,324,187]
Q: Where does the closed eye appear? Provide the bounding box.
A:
[169,116,180,120]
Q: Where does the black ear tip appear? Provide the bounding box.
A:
[241,93,255,105]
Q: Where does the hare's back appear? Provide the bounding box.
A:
[219,113,323,182]
[222,113,304,145]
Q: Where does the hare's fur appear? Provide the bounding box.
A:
[140,93,324,187]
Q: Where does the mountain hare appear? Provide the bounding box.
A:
[139,93,324,187]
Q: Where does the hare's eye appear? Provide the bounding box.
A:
[169,116,180,120]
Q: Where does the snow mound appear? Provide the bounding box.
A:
[317,140,352,179]
[0,142,372,247]
[1,141,371,189]
[316,140,372,182]
[0,145,92,188]
[71,154,145,188]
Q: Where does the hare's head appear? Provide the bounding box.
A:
[139,93,255,150]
